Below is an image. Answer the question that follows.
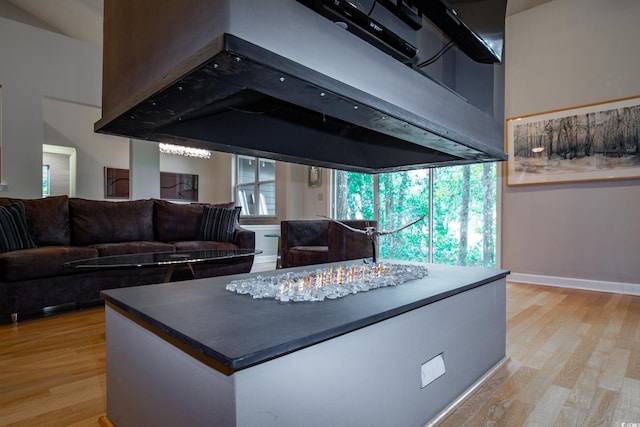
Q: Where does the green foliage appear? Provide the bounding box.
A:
[335,172,374,220]
[431,164,496,267]
[377,170,429,262]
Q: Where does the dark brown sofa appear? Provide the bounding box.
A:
[0,196,255,322]
[280,219,377,268]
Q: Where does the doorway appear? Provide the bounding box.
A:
[42,144,77,197]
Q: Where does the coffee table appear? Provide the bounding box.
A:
[64,249,262,282]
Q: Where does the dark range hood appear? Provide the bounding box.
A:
[96,0,507,174]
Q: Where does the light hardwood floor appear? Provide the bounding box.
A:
[436,283,640,427]
[1,282,639,426]
[0,307,105,426]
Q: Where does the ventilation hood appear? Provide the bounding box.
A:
[96,0,507,173]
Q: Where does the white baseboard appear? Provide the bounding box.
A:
[507,272,640,296]
[425,357,510,426]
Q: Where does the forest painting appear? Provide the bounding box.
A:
[506,96,640,185]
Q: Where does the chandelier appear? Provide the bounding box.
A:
[159,143,212,159]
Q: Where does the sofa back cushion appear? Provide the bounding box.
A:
[69,198,154,245]
[0,195,70,246]
[280,220,329,248]
[154,200,204,242]
[154,200,236,242]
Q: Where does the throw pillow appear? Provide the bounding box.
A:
[0,202,36,252]
[199,206,241,243]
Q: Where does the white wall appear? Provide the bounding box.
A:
[502,0,640,288]
[130,139,160,200]
[43,98,129,199]
[291,163,330,220]
[0,16,101,198]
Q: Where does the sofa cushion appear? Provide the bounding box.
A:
[154,200,203,242]
[154,200,236,242]
[70,198,154,245]
[0,202,36,253]
[0,195,70,246]
[199,206,241,243]
[90,241,175,257]
[288,246,329,267]
[0,246,98,282]
[172,240,238,251]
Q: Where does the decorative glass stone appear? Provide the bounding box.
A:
[226,262,428,302]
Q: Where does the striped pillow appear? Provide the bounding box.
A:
[199,206,241,243]
[0,202,36,252]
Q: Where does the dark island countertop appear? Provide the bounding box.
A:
[101,261,509,372]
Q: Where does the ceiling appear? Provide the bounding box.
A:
[6,0,552,47]
[7,0,103,45]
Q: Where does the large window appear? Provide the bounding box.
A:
[236,155,276,217]
[333,163,497,267]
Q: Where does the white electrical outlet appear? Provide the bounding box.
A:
[421,353,446,388]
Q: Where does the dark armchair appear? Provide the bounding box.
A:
[279,219,377,268]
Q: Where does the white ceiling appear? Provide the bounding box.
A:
[506,0,553,16]
[6,0,551,47]
[7,0,103,45]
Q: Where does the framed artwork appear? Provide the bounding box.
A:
[506,95,640,185]
[308,166,322,187]
[160,172,198,201]
[104,167,130,198]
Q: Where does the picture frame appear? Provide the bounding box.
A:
[104,167,130,198]
[505,95,640,186]
[308,166,322,187]
[160,172,198,201]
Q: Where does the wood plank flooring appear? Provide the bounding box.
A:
[435,282,640,427]
[0,308,105,427]
[1,282,639,426]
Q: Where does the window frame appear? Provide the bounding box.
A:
[331,163,498,267]
[234,155,277,218]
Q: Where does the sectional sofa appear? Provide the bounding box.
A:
[0,196,255,322]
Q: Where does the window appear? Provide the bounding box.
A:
[333,163,497,267]
[236,155,276,216]
[42,165,50,197]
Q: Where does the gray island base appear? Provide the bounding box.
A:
[101,261,509,427]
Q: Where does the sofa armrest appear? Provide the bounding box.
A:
[328,220,377,263]
[233,226,255,250]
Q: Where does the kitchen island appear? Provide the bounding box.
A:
[101,261,509,426]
